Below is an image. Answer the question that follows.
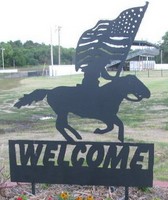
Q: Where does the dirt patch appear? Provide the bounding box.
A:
[0,184,168,200]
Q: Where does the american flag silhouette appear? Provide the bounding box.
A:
[75,2,148,77]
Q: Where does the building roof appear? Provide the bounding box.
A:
[132,40,159,49]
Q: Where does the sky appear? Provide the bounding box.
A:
[0,0,167,48]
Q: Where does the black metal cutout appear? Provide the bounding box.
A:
[11,2,153,199]
[9,140,154,187]
[14,75,150,143]
[75,2,149,86]
[14,2,150,144]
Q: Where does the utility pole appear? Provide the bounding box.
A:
[1,48,5,70]
[160,49,163,64]
[50,27,54,66]
[56,26,61,65]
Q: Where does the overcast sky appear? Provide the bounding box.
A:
[0,0,167,48]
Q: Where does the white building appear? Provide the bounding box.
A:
[49,65,82,77]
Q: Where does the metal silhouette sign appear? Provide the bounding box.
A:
[75,1,149,85]
[14,74,150,143]
[9,140,154,185]
[9,2,154,199]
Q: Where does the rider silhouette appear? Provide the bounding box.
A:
[80,64,114,88]
[75,2,149,89]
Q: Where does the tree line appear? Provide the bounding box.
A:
[159,31,168,63]
[1,31,168,68]
[153,31,168,64]
[0,40,75,68]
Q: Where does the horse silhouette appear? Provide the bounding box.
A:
[14,75,150,143]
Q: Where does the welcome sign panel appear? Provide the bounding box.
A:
[9,140,154,187]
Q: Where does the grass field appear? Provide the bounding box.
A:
[0,71,168,182]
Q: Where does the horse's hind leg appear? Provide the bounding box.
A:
[66,125,82,140]
[56,114,82,142]
[56,114,74,142]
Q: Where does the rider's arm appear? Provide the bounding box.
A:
[101,68,114,80]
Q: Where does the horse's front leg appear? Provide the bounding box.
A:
[94,119,114,134]
[113,116,124,143]
[94,122,114,134]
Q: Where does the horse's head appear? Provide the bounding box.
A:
[123,75,150,102]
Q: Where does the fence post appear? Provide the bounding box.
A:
[161,69,163,77]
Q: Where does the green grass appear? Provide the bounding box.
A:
[154,142,168,181]
[0,71,168,181]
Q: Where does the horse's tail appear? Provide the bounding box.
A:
[14,89,49,108]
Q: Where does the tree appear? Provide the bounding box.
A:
[161,31,168,63]
[9,41,26,66]
[0,40,76,67]
[13,48,26,66]
[0,42,14,67]
[61,48,75,64]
